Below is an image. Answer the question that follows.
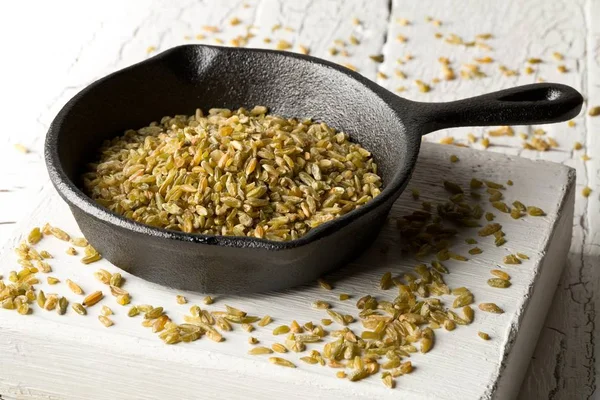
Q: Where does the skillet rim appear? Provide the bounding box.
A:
[45,44,420,251]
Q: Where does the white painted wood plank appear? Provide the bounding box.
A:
[0,0,597,398]
[519,0,600,398]
[0,143,574,400]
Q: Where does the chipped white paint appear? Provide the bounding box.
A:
[0,0,598,398]
[0,144,574,399]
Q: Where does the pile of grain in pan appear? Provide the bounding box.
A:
[82,107,382,241]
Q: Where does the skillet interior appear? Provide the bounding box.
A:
[52,45,418,227]
[45,45,421,292]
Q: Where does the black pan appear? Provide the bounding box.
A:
[45,45,583,293]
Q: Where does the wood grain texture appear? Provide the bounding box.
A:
[0,143,574,400]
[0,0,598,398]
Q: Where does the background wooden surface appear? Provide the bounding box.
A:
[0,0,598,398]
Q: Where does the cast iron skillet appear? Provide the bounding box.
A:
[45,45,583,293]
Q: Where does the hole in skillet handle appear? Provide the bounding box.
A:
[402,83,584,134]
[497,86,562,102]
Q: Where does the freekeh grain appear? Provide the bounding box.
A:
[83,107,382,242]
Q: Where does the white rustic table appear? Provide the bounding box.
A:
[0,1,597,399]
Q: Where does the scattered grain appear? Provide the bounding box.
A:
[48,227,70,241]
[298,45,310,55]
[57,297,68,315]
[380,272,393,290]
[98,315,114,327]
[66,279,84,295]
[110,285,128,297]
[83,291,103,307]
[475,56,493,63]
[117,294,131,306]
[317,279,333,291]
[436,137,454,146]
[312,300,331,309]
[72,303,87,315]
[526,206,545,216]
[27,227,42,245]
[128,306,140,317]
[478,223,501,237]
[14,143,29,153]
[490,269,510,280]
[269,357,296,368]
[463,305,474,323]
[382,374,395,388]
[145,307,164,319]
[415,80,431,93]
[47,277,59,285]
[276,40,292,50]
[81,253,102,264]
[478,331,491,340]
[453,293,474,308]
[272,343,288,353]
[326,309,347,326]
[487,278,511,288]
[258,315,272,327]
[110,273,123,288]
[479,303,504,314]
[503,254,521,265]
[94,269,112,285]
[395,69,407,79]
[468,247,482,255]
[273,325,290,335]
[40,250,52,259]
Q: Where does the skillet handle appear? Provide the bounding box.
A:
[406,83,583,135]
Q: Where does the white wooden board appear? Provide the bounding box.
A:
[0,143,574,400]
[0,0,598,398]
